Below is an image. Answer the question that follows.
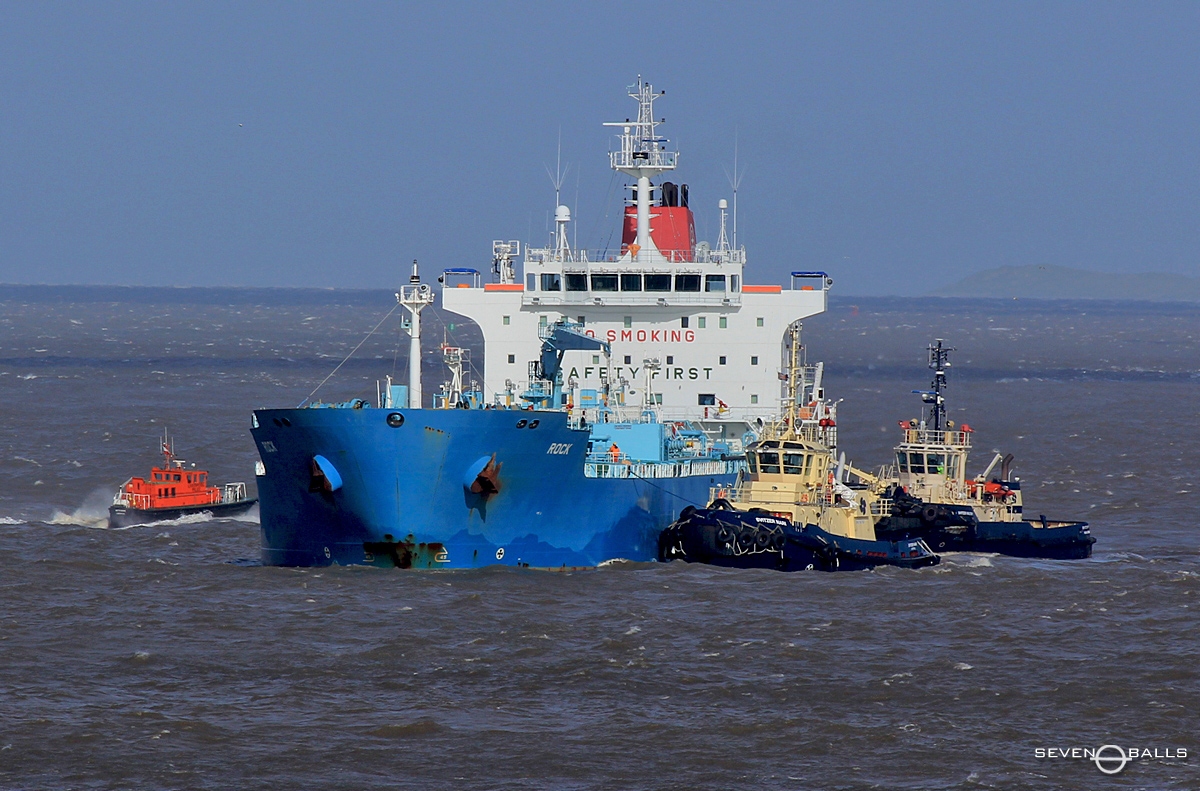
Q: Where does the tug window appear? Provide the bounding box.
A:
[674,274,701,292]
[620,274,642,291]
[565,274,588,291]
[948,455,961,480]
[908,452,925,474]
[746,453,759,473]
[759,452,781,474]
[926,453,946,474]
[540,273,562,291]
[783,453,805,475]
[896,452,908,473]
[644,274,672,291]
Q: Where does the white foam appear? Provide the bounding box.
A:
[0,516,26,525]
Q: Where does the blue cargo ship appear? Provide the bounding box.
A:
[250,79,830,568]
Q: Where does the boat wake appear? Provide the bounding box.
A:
[47,487,115,529]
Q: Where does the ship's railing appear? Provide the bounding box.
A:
[897,428,973,447]
[610,149,677,170]
[708,486,813,507]
[117,491,152,510]
[525,246,748,266]
[656,405,780,422]
[584,458,742,479]
[523,291,741,307]
[223,482,247,504]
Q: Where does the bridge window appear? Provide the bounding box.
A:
[948,455,961,479]
[908,452,925,474]
[896,452,908,473]
[675,274,701,292]
[731,275,740,292]
[174,474,181,482]
[783,452,804,475]
[565,274,588,291]
[746,453,759,473]
[645,274,672,291]
[620,274,642,291]
[540,273,562,291]
[759,452,781,474]
[698,394,716,406]
[527,274,536,290]
[591,274,618,292]
[927,453,946,474]
[705,275,726,292]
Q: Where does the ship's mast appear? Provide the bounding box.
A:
[604,77,677,263]
[924,339,954,431]
[397,260,435,409]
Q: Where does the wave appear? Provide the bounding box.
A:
[0,516,27,526]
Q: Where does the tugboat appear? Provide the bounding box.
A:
[658,325,940,572]
[869,340,1095,559]
[108,433,257,528]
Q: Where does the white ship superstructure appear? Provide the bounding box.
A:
[443,78,829,445]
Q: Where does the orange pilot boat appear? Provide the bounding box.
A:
[108,433,257,528]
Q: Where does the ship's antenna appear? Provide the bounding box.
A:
[723,129,744,250]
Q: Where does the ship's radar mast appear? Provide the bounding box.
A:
[603,77,677,262]
[397,260,435,409]
[914,339,955,431]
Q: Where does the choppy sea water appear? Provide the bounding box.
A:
[0,287,1196,790]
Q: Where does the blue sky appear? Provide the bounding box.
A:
[2,2,1198,294]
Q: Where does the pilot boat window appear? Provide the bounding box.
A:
[675,274,701,292]
[620,274,642,291]
[541,273,562,291]
[759,452,781,474]
[645,274,672,291]
[705,275,726,292]
[565,274,588,291]
[783,452,804,475]
[926,453,946,474]
[896,452,908,473]
[746,453,759,473]
[591,274,618,291]
[908,452,925,473]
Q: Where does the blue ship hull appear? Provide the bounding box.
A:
[250,408,738,568]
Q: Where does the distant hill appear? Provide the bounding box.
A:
[931,265,1200,302]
